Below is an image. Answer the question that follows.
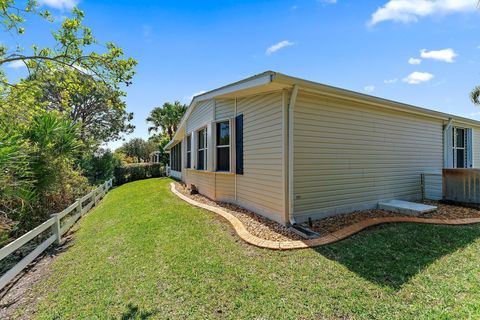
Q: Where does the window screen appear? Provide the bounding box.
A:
[171,142,182,171]
[216,121,230,171]
[197,128,207,170]
[186,135,191,168]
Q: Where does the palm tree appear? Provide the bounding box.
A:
[146,101,187,140]
[471,86,480,105]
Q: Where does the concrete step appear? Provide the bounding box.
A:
[378,200,437,216]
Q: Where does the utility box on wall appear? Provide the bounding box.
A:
[443,169,480,206]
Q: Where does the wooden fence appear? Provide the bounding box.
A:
[0,179,113,291]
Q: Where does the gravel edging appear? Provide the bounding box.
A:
[174,182,301,241]
[171,183,480,250]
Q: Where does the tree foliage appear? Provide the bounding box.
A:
[0,1,137,232]
[471,86,480,105]
[116,138,158,163]
[146,101,187,140]
[27,67,135,148]
[0,1,137,90]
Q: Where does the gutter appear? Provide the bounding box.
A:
[286,85,322,240]
[287,85,299,226]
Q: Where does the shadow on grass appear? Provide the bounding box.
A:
[315,223,480,290]
[120,304,157,320]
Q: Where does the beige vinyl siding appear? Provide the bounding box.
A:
[215,174,235,202]
[293,90,443,221]
[474,128,480,168]
[184,171,234,202]
[186,99,214,134]
[185,170,215,199]
[235,92,285,223]
[215,99,234,120]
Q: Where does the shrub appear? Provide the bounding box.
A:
[80,149,121,184]
[114,163,164,186]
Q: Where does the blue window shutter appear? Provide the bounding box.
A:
[444,126,453,168]
[467,128,473,168]
[235,114,244,175]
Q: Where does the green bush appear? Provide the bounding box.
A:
[114,163,164,186]
[80,149,121,185]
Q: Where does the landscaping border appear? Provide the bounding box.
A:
[171,182,480,250]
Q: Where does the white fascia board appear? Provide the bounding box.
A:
[272,73,480,127]
[165,72,274,150]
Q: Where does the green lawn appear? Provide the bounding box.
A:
[24,178,480,319]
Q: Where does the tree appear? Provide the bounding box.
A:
[0,2,137,90]
[146,101,187,140]
[27,67,134,149]
[80,148,121,184]
[25,113,81,197]
[117,138,157,163]
[471,86,480,106]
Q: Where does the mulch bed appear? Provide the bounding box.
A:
[174,182,303,241]
[175,182,480,241]
[305,201,480,235]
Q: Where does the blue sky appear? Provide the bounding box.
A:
[5,0,480,149]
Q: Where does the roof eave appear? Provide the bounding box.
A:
[165,71,275,150]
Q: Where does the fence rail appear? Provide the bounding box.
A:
[0,179,113,291]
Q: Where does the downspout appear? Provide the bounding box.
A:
[443,117,453,168]
[287,85,299,226]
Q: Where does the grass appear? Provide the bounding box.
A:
[23,178,480,319]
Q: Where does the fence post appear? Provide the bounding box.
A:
[51,213,61,244]
[94,188,99,205]
[77,198,83,217]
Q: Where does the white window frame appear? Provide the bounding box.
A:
[453,127,467,168]
[196,127,207,171]
[215,119,231,172]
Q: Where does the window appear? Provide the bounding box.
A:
[453,127,468,168]
[171,142,182,171]
[197,128,207,170]
[186,135,191,168]
[216,121,230,171]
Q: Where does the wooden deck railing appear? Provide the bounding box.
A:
[0,179,113,291]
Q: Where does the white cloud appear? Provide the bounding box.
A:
[364,85,375,92]
[265,40,294,55]
[6,60,26,69]
[408,57,422,65]
[420,48,457,63]
[38,0,79,10]
[318,0,337,4]
[402,71,434,84]
[368,0,476,26]
[384,78,398,84]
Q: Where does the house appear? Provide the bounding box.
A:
[165,71,480,225]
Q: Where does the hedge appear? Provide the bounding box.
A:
[114,163,165,186]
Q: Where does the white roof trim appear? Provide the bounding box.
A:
[165,72,274,150]
[165,70,480,150]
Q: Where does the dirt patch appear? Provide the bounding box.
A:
[174,182,303,241]
[0,230,76,320]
